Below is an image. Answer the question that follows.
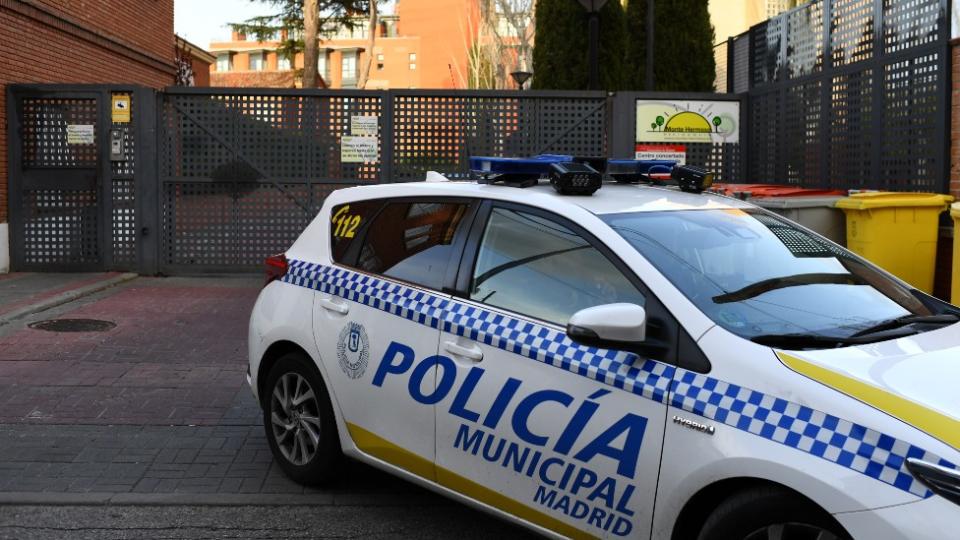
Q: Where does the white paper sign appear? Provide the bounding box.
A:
[66,124,95,145]
[351,115,379,136]
[341,136,378,163]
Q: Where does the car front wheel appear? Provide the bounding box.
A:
[263,352,342,485]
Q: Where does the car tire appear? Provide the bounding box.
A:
[696,485,850,540]
[263,352,343,485]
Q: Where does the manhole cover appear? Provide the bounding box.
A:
[28,319,116,333]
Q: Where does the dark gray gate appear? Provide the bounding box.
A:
[156,88,617,273]
[7,85,153,272]
[728,0,950,191]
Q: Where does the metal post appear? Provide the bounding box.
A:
[588,12,600,90]
[645,0,654,91]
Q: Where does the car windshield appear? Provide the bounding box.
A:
[602,208,957,345]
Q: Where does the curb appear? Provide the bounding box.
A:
[0,273,139,326]
[0,492,447,507]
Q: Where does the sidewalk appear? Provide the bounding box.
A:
[0,273,137,324]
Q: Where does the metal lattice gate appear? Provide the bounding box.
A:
[7,85,153,273]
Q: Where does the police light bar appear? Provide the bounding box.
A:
[469,155,681,196]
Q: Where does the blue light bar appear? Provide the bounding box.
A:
[469,155,574,176]
[469,155,677,180]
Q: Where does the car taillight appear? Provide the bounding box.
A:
[264,254,288,286]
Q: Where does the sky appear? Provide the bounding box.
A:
[175,0,274,48]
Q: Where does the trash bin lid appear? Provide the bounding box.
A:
[751,195,845,209]
[835,192,953,210]
[951,202,960,219]
[711,184,846,198]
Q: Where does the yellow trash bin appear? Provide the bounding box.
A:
[835,192,953,294]
[952,203,960,305]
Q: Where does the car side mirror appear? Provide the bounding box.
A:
[566,303,651,353]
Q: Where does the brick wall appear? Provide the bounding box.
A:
[210,71,297,88]
[0,0,175,224]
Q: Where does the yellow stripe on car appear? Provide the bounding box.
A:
[346,422,596,540]
[777,352,960,451]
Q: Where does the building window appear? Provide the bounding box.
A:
[249,52,265,71]
[342,54,357,85]
[409,52,416,70]
[216,53,232,72]
[318,53,328,80]
[278,55,291,70]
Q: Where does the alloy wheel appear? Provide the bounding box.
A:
[744,523,841,540]
[270,372,322,466]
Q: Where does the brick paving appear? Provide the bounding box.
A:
[0,277,469,501]
[0,280,255,425]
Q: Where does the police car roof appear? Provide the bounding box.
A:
[332,179,752,215]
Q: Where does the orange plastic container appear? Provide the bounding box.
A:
[710,184,846,198]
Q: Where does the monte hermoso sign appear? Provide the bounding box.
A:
[635,100,739,144]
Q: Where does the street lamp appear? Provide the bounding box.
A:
[510,70,533,90]
[577,0,608,91]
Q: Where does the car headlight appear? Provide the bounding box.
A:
[906,458,960,506]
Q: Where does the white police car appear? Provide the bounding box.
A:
[248,156,960,539]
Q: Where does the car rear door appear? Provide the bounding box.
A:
[432,201,676,538]
[311,197,476,480]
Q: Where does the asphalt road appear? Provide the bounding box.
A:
[0,504,531,539]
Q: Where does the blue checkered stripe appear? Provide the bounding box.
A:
[441,301,676,403]
[284,260,449,329]
[283,260,675,403]
[282,260,952,498]
[670,369,955,498]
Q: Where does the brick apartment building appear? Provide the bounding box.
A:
[0,0,176,272]
[209,0,487,89]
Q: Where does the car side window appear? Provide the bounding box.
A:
[470,207,645,326]
[330,200,383,265]
[355,200,470,290]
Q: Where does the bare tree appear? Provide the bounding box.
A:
[356,1,379,89]
[481,0,535,87]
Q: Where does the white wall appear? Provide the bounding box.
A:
[0,223,9,273]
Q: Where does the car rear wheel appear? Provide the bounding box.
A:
[263,352,342,485]
[696,486,850,540]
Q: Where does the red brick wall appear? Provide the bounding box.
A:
[0,0,175,224]
[210,71,297,88]
[191,57,211,87]
[31,0,173,62]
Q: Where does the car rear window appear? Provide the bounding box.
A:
[334,200,471,291]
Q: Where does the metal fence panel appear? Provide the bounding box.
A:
[731,0,948,191]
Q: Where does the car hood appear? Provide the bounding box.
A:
[775,323,960,452]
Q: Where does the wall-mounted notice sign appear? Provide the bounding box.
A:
[66,124,95,145]
[341,136,378,163]
[350,115,378,136]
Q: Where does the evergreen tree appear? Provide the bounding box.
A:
[623,0,716,91]
[532,0,628,90]
[652,0,715,91]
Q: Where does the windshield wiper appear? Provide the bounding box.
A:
[849,314,959,338]
[751,326,921,350]
[713,273,867,304]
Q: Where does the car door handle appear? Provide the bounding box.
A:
[318,297,349,315]
[443,341,484,361]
